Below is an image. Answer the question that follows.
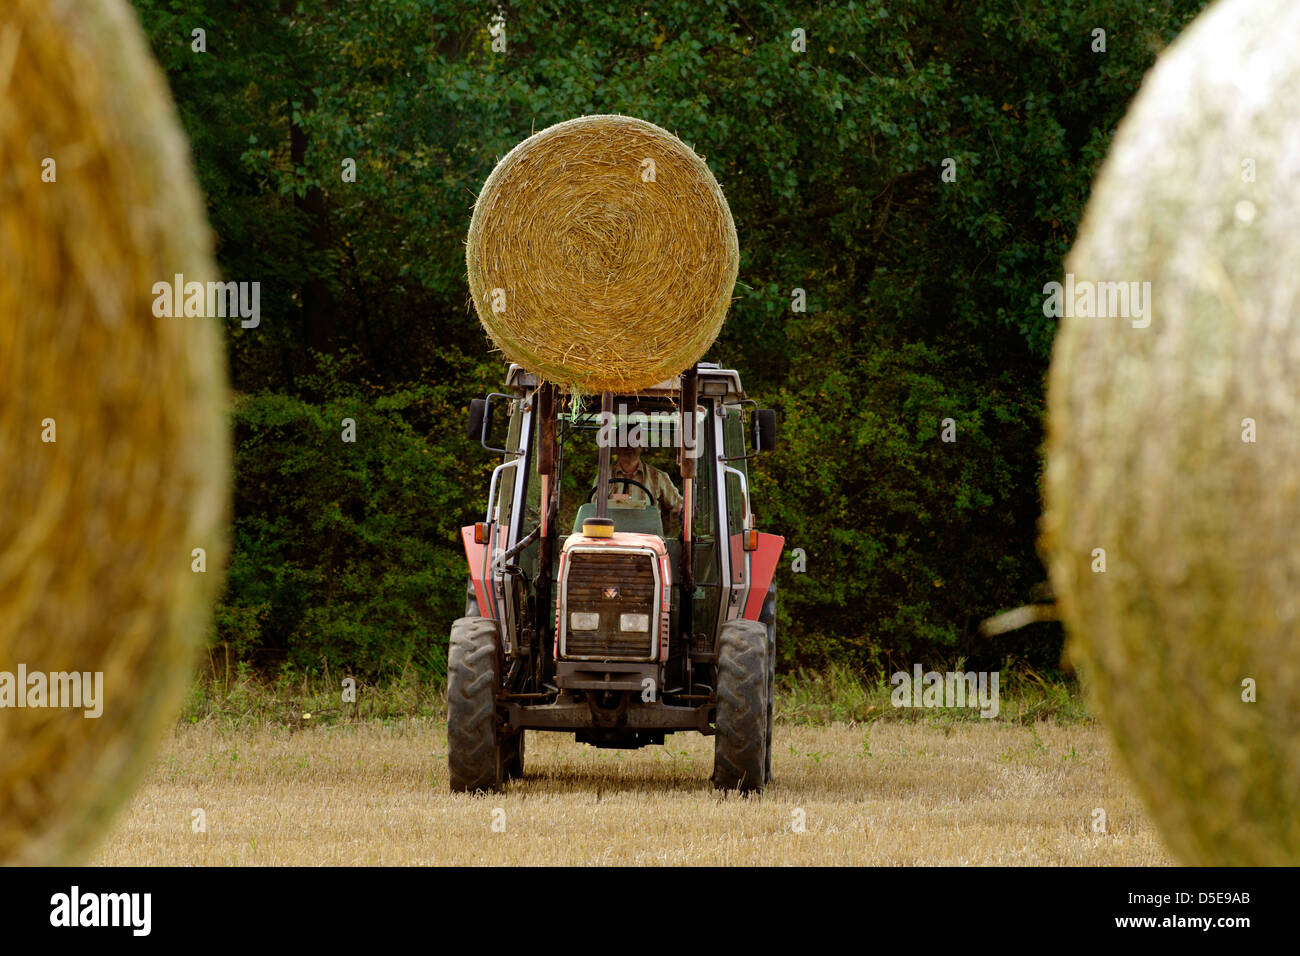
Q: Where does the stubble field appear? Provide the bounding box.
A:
[93,718,1174,865]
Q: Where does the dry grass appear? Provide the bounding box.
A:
[93,719,1173,866]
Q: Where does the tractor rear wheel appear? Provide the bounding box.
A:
[447,616,503,793]
[712,619,769,793]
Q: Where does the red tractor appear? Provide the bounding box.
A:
[451,362,782,792]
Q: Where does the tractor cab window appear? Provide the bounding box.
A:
[555,400,704,540]
[494,398,536,534]
[721,403,752,534]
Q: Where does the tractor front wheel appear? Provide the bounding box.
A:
[447,616,503,793]
[760,587,777,785]
[712,619,769,793]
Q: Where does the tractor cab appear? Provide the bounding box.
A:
[454,363,783,793]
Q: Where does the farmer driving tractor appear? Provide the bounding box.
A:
[603,440,683,526]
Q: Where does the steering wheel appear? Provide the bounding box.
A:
[588,476,655,505]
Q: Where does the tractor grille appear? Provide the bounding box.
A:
[562,550,658,660]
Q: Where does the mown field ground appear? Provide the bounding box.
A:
[94,699,1174,865]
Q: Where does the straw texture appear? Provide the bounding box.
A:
[0,0,228,863]
[466,114,739,393]
[1043,0,1300,865]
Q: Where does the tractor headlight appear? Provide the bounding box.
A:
[619,613,650,633]
[570,612,600,631]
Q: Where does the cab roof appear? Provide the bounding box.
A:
[504,362,745,401]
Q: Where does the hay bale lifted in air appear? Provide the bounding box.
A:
[0,0,228,863]
[1042,0,1300,865]
[466,114,739,393]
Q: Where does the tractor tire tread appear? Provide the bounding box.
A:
[447,616,502,793]
[712,619,768,793]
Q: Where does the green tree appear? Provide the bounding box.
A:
[131,0,1210,676]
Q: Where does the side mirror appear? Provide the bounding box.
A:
[755,409,777,452]
[467,398,487,443]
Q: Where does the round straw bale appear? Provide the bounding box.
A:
[0,0,228,863]
[1042,0,1300,865]
[466,114,739,393]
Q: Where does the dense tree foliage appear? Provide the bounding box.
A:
[131,0,1210,678]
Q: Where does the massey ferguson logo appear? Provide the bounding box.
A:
[603,587,620,599]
